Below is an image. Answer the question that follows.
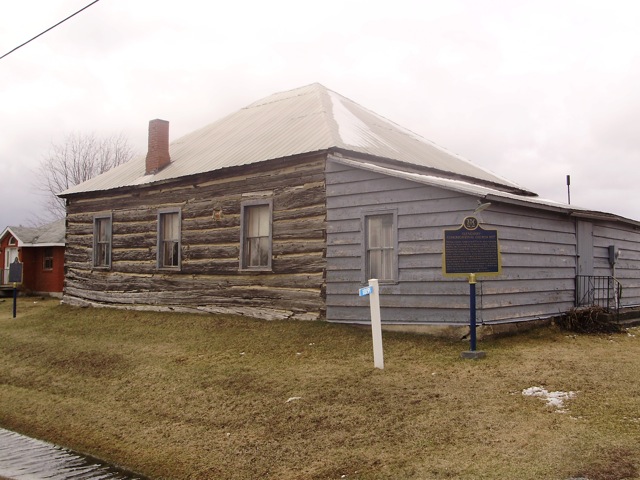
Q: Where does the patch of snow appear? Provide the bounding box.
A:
[328,92,395,151]
[285,397,302,403]
[522,386,576,412]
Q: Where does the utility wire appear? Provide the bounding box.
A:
[0,0,101,61]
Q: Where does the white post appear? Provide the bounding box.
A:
[368,278,384,369]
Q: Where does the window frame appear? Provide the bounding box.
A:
[93,213,113,269]
[239,199,273,271]
[157,208,182,270]
[43,247,54,271]
[362,210,398,284]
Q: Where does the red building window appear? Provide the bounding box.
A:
[43,247,54,270]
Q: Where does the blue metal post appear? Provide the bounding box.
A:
[469,274,477,351]
[12,283,17,318]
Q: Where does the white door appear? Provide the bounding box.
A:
[4,248,18,283]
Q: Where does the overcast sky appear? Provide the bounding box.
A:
[2,0,639,228]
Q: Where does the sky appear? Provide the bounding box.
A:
[1,0,640,228]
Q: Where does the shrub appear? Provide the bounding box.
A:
[557,306,623,334]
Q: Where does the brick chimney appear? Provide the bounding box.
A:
[145,119,171,175]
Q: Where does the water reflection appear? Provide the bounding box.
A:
[0,427,148,480]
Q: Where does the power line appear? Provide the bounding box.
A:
[0,0,101,61]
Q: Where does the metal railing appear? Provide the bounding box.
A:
[575,275,622,312]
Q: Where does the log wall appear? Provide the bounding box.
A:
[64,155,327,320]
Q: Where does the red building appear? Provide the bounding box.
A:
[0,219,65,297]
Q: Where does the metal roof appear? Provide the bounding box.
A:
[331,157,640,227]
[60,83,531,196]
[1,219,65,247]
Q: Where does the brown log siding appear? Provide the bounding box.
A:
[64,155,327,320]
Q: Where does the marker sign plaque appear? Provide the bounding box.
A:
[443,216,501,277]
[8,259,23,284]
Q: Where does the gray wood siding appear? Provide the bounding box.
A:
[64,155,327,320]
[593,222,640,306]
[325,159,577,325]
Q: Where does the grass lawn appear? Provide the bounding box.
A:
[1,297,639,480]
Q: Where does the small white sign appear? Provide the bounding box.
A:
[359,286,374,297]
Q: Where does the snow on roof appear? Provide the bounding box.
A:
[60,83,530,196]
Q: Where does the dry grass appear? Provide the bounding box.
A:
[1,297,639,479]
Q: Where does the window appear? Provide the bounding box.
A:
[93,214,112,268]
[364,212,397,282]
[158,209,181,269]
[8,236,16,246]
[43,247,53,270]
[240,201,272,270]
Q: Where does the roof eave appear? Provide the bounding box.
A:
[20,242,66,247]
[0,227,24,246]
[328,152,537,197]
[61,149,333,198]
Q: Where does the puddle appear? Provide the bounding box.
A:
[0,427,148,480]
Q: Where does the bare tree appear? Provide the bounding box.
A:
[35,132,135,220]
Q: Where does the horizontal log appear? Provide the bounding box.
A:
[273,239,325,256]
[182,227,241,245]
[66,269,324,290]
[62,294,322,321]
[184,244,238,261]
[273,204,326,222]
[113,222,159,236]
[182,216,239,232]
[273,217,325,240]
[113,247,155,262]
[63,284,324,310]
[66,157,325,214]
[112,234,156,249]
[274,182,326,211]
[272,253,325,274]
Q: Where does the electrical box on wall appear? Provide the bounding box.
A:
[608,245,620,266]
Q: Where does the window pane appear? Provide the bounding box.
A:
[368,250,382,279]
[160,212,180,267]
[366,214,394,281]
[163,240,179,266]
[258,237,269,266]
[367,216,381,248]
[95,217,111,267]
[43,247,53,270]
[245,236,270,267]
[162,213,179,240]
[381,249,393,279]
[248,237,260,267]
[243,204,271,268]
[247,205,269,237]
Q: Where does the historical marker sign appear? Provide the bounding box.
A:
[8,259,23,284]
[443,216,501,277]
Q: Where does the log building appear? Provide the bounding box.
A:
[60,84,640,327]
